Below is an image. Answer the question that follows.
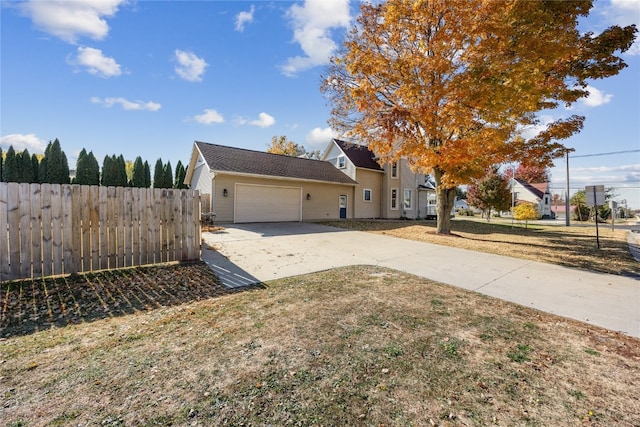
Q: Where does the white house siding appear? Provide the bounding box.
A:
[353,168,383,218]
[211,174,354,222]
[324,144,357,180]
[381,159,416,219]
[189,159,214,213]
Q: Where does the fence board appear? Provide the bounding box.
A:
[107,187,117,269]
[116,187,125,268]
[152,189,161,263]
[7,184,20,279]
[90,186,100,271]
[80,186,91,272]
[51,184,63,276]
[131,188,140,266]
[30,184,43,277]
[61,185,74,274]
[0,183,9,281]
[19,184,32,278]
[71,185,83,273]
[139,188,149,266]
[123,188,133,267]
[99,187,108,270]
[40,184,53,277]
[0,183,200,281]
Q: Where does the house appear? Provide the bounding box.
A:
[509,178,554,219]
[321,139,435,219]
[185,139,436,223]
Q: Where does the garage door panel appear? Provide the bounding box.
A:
[235,184,301,223]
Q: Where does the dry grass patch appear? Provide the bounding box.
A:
[2,264,639,426]
[321,218,639,276]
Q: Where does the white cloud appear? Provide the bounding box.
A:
[573,164,640,173]
[516,114,555,141]
[235,5,255,32]
[281,0,351,77]
[599,0,640,55]
[91,97,161,111]
[305,126,338,147]
[174,50,208,82]
[0,133,48,153]
[250,112,275,128]
[193,109,225,125]
[236,112,276,128]
[70,46,121,78]
[579,85,613,107]
[18,0,125,44]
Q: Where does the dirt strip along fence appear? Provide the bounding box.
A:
[0,182,201,282]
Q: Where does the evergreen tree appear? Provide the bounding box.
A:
[74,149,100,185]
[86,151,100,185]
[74,149,88,184]
[31,153,40,183]
[101,155,114,186]
[115,155,128,187]
[143,161,151,188]
[19,149,33,183]
[131,156,146,188]
[163,161,173,189]
[41,139,70,184]
[153,158,164,188]
[3,146,19,182]
[174,160,188,189]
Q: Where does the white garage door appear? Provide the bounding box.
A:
[235,184,302,223]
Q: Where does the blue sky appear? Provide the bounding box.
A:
[1,0,639,207]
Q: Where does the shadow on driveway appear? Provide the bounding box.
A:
[211,221,347,241]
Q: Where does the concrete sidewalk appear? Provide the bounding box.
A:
[202,222,640,338]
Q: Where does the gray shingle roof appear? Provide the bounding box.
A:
[334,139,384,171]
[195,141,357,185]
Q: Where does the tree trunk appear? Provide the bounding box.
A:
[486,208,492,222]
[434,168,456,234]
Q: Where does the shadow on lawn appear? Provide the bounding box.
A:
[0,261,264,339]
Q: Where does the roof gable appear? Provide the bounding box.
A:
[515,179,547,199]
[334,139,384,171]
[194,141,357,185]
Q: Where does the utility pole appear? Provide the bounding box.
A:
[565,150,571,226]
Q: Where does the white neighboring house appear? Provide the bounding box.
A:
[510,178,553,219]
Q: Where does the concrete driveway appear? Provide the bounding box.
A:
[202,222,640,338]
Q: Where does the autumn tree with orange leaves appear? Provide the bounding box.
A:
[322,0,636,234]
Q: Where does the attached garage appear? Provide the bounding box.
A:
[234,183,302,223]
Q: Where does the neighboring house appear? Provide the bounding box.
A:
[185,139,436,223]
[510,178,553,219]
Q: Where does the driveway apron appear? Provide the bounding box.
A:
[202,222,640,338]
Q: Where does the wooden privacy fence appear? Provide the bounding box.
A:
[0,183,201,282]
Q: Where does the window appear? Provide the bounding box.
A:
[391,188,398,210]
[391,161,398,178]
[337,156,346,169]
[363,188,372,202]
[403,189,412,210]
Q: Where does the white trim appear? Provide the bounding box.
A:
[363,188,372,202]
[214,170,356,186]
[390,187,399,210]
[339,194,348,218]
[390,161,398,178]
[337,155,346,169]
[403,188,413,210]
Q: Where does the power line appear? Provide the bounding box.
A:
[571,149,640,158]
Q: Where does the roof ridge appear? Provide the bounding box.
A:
[195,140,327,164]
